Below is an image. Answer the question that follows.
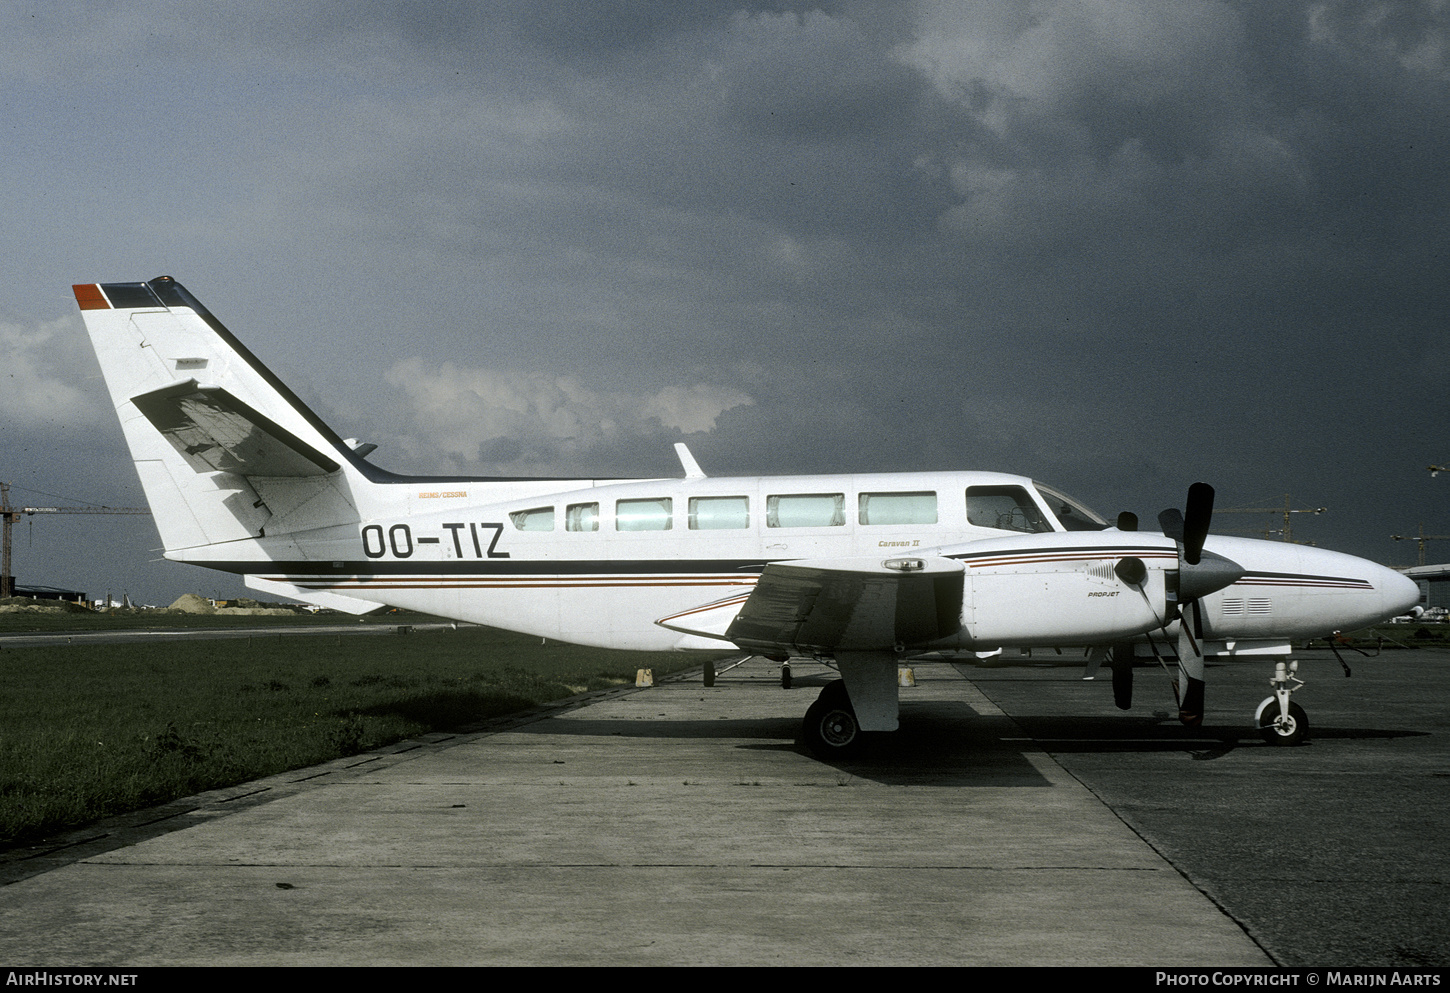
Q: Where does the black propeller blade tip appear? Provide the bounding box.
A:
[1183,482,1215,565]
[1158,508,1185,543]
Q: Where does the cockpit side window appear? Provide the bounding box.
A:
[1032,482,1109,532]
[965,486,1052,533]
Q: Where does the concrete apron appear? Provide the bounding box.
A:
[0,661,1269,966]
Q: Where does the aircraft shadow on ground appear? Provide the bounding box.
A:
[513,698,1430,784]
[1002,713,1429,753]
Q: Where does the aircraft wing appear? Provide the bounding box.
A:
[131,379,340,478]
[721,556,964,655]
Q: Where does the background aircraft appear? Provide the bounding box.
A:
[75,277,1420,757]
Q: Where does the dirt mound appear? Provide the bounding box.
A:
[167,593,216,614]
[160,594,304,616]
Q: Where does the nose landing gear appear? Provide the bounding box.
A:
[1255,660,1309,746]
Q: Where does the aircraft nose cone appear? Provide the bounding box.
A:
[1382,567,1422,617]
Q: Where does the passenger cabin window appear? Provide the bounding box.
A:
[509,506,554,531]
[616,497,672,531]
[689,496,749,530]
[965,486,1052,533]
[566,502,599,532]
[859,491,937,526]
[767,493,845,528]
[1033,482,1109,532]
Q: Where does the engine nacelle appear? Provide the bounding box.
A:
[936,533,1178,650]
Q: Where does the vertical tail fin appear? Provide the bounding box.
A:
[74,277,364,560]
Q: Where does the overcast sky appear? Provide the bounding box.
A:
[1,1,1446,605]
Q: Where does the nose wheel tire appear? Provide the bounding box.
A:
[1258,700,1308,746]
[803,681,864,758]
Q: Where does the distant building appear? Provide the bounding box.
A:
[1403,564,1450,611]
[12,584,87,603]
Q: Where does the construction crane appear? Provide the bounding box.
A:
[0,481,151,598]
[1215,494,1327,544]
[1391,524,1450,568]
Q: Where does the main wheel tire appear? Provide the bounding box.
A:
[802,684,863,759]
[1258,700,1309,746]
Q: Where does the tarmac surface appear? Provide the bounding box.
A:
[1,645,1447,967]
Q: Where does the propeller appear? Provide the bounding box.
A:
[1156,482,1245,726]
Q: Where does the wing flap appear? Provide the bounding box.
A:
[723,556,964,654]
[131,379,340,478]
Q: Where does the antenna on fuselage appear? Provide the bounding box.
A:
[674,443,707,479]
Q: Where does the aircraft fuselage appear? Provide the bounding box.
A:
[195,469,1417,654]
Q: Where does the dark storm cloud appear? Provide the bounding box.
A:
[1,1,1447,602]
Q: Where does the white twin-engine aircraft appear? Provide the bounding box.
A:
[75,277,1421,757]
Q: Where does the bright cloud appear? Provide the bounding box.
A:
[0,318,107,430]
[382,358,753,467]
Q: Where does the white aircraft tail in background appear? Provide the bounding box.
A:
[75,277,1422,757]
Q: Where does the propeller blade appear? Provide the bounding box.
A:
[1182,482,1214,565]
[1156,484,1221,726]
[1176,599,1206,726]
[1158,508,1185,543]
[1110,643,1134,710]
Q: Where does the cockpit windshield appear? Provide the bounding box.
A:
[1032,482,1109,532]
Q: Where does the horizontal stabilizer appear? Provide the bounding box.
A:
[725,555,964,654]
[132,380,340,478]
[245,576,382,615]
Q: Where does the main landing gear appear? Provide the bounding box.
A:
[1255,660,1309,746]
[802,680,864,759]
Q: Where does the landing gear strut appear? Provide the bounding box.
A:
[802,680,864,759]
[1255,660,1309,746]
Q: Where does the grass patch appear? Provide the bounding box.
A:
[1388,622,1450,647]
[0,624,717,847]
